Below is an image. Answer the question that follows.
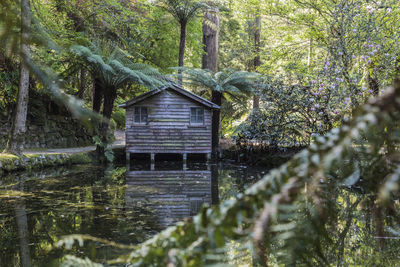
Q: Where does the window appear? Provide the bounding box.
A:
[134,107,148,123]
[190,107,204,124]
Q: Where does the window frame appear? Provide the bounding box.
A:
[134,106,148,124]
[190,107,204,125]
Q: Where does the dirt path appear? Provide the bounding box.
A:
[23,130,125,155]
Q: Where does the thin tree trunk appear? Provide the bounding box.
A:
[5,0,31,155]
[78,68,87,99]
[252,9,261,110]
[178,21,187,85]
[202,9,220,158]
[178,21,187,67]
[92,77,103,113]
[211,91,222,157]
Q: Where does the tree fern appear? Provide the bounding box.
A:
[71,44,164,90]
[71,43,164,161]
[172,67,258,96]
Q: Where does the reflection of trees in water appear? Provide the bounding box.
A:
[280,186,400,266]
[213,164,400,265]
[1,164,398,265]
[336,191,400,265]
[217,165,265,201]
[0,179,32,267]
[0,166,158,265]
[14,200,31,267]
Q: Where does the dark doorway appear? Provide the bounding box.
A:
[130,153,151,170]
[155,153,183,170]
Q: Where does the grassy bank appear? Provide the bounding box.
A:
[0,152,93,176]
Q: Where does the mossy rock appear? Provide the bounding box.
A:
[68,152,93,165]
[0,154,19,172]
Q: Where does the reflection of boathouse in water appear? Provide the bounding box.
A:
[125,169,218,228]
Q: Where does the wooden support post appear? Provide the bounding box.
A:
[126,152,130,170]
[183,153,187,170]
[150,153,155,171]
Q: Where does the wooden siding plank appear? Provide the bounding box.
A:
[125,90,212,154]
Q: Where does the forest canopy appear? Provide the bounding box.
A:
[1,0,399,146]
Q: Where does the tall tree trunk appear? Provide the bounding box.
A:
[178,21,187,85]
[5,0,31,155]
[78,68,87,99]
[96,87,117,161]
[211,91,222,157]
[178,21,187,67]
[202,9,220,158]
[202,8,219,72]
[92,77,103,113]
[101,88,117,138]
[252,9,261,110]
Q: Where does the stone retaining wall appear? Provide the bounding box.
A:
[0,115,93,149]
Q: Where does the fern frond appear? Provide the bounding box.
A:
[71,44,164,90]
[170,67,256,97]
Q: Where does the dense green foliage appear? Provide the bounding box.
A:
[59,81,400,266]
[1,0,400,141]
[232,0,400,144]
[1,0,400,265]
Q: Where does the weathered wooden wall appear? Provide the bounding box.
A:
[125,89,212,154]
[125,170,212,228]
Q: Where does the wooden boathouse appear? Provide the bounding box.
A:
[119,83,220,166]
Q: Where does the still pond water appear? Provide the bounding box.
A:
[0,161,267,266]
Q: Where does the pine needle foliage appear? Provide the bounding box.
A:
[59,80,400,265]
